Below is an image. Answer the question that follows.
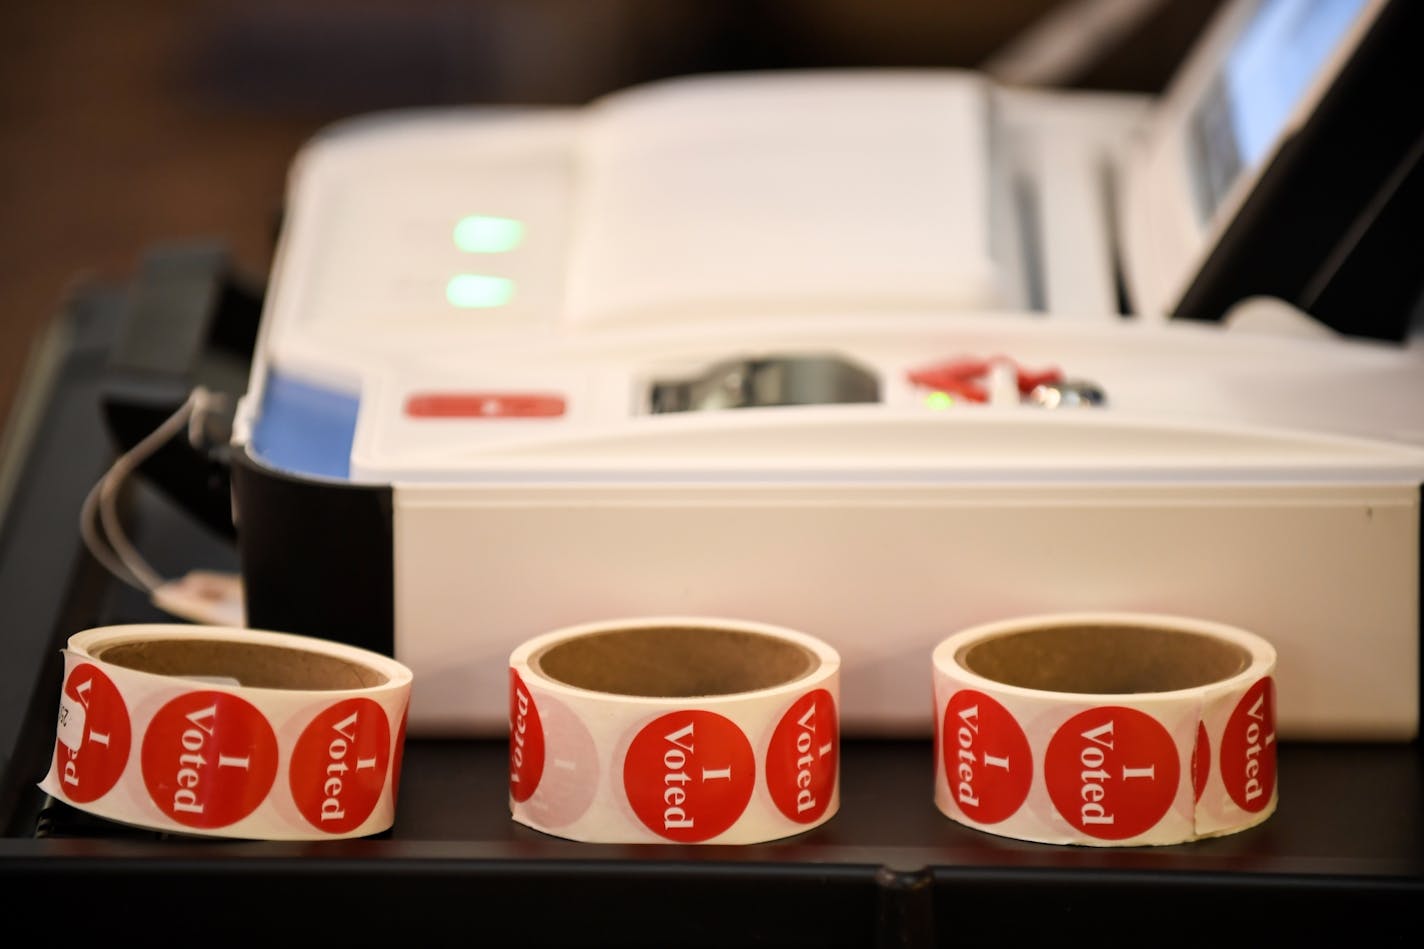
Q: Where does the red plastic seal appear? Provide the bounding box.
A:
[765,689,838,823]
[52,663,131,804]
[141,690,279,829]
[623,710,755,842]
[1045,706,1180,840]
[509,668,545,803]
[289,697,392,833]
[1219,676,1276,813]
[941,690,1032,825]
[1191,721,1210,804]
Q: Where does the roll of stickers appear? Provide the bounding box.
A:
[932,612,1277,847]
[40,624,413,840]
[509,616,840,844]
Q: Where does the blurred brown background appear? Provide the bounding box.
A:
[0,0,1224,450]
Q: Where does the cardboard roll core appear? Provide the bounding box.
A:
[95,639,390,691]
[533,624,819,698]
[957,623,1252,695]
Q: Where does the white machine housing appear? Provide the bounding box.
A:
[231,0,1424,740]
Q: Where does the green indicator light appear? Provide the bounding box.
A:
[453,215,524,253]
[446,274,514,308]
[924,391,955,410]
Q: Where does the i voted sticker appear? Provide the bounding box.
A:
[765,689,838,824]
[623,710,756,843]
[52,663,131,805]
[140,690,280,829]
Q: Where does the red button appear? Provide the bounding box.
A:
[405,392,566,419]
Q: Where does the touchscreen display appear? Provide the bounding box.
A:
[1189,0,1369,223]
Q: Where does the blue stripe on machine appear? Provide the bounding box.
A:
[250,371,360,480]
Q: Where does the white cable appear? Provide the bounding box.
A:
[78,388,209,593]
[78,480,145,592]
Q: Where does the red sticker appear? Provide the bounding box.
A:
[1219,677,1276,813]
[509,669,545,803]
[52,663,131,804]
[141,691,279,829]
[1045,706,1180,840]
[1192,721,1210,804]
[289,698,392,833]
[765,689,838,823]
[623,710,754,842]
[941,690,1033,825]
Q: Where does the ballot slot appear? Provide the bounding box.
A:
[646,354,881,415]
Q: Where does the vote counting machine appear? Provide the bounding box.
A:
[100,0,1424,744]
